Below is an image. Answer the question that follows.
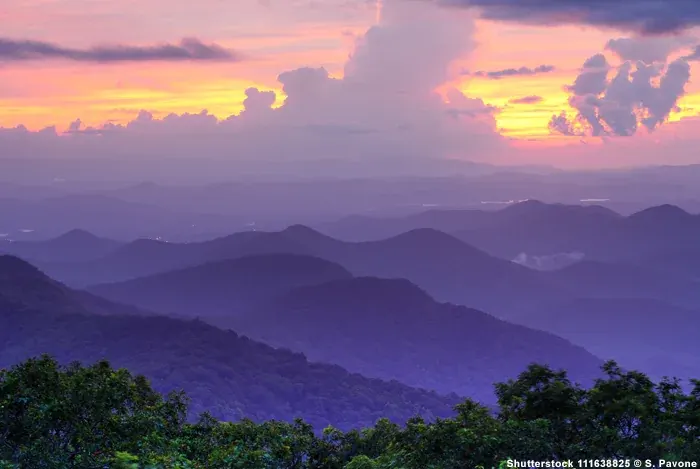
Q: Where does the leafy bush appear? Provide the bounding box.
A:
[1,355,699,468]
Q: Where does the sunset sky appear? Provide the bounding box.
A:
[4,0,700,169]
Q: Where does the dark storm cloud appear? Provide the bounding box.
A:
[549,53,691,137]
[606,36,696,64]
[471,64,554,79]
[0,37,240,62]
[442,0,700,35]
[509,95,544,104]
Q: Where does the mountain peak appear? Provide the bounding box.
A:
[381,228,490,259]
[281,225,335,245]
[629,204,692,221]
[283,224,324,236]
[278,276,436,313]
[501,200,620,222]
[387,227,461,244]
[502,199,547,211]
[0,255,44,280]
[0,255,139,317]
[229,253,351,273]
[53,229,101,243]
[0,255,76,313]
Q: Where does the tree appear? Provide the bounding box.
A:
[2,355,699,468]
[0,355,187,467]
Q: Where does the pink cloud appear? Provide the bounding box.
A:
[0,0,505,166]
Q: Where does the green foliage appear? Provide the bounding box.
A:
[2,307,462,432]
[0,355,187,468]
[2,356,700,468]
[112,452,140,469]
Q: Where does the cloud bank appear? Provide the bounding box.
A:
[0,37,239,62]
[443,0,700,35]
[471,65,554,79]
[0,0,504,166]
[509,95,543,105]
[605,36,696,64]
[512,252,585,271]
[549,48,691,137]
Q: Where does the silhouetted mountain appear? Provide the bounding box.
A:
[620,205,700,253]
[316,209,495,242]
[47,226,562,317]
[318,200,622,246]
[78,238,201,281]
[88,254,353,319]
[233,226,566,315]
[319,201,700,273]
[39,230,302,287]
[37,217,700,317]
[454,202,700,262]
[0,255,151,317]
[228,277,603,401]
[295,228,564,314]
[499,199,620,220]
[452,202,625,259]
[627,204,695,227]
[517,298,700,383]
[0,229,122,263]
[0,259,462,431]
[0,254,82,315]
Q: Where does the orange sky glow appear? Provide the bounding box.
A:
[2,0,700,153]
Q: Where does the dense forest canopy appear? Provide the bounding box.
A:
[1,356,699,468]
[0,305,463,431]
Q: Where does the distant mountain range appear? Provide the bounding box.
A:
[319,200,700,278]
[89,254,353,318]
[40,225,563,316]
[88,259,604,399]
[0,194,244,242]
[9,199,700,282]
[0,255,463,430]
[0,229,122,262]
[0,255,150,317]
[82,248,700,384]
[232,276,604,399]
[4,200,700,389]
[515,298,700,384]
[315,200,623,243]
[39,228,314,287]
[7,168,700,242]
[32,208,700,315]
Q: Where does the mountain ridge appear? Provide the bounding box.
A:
[0,256,465,430]
[0,254,152,317]
[225,276,605,400]
[88,253,354,318]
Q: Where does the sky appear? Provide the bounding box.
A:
[5,0,700,170]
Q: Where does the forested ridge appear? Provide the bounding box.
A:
[0,306,462,431]
[1,356,699,468]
